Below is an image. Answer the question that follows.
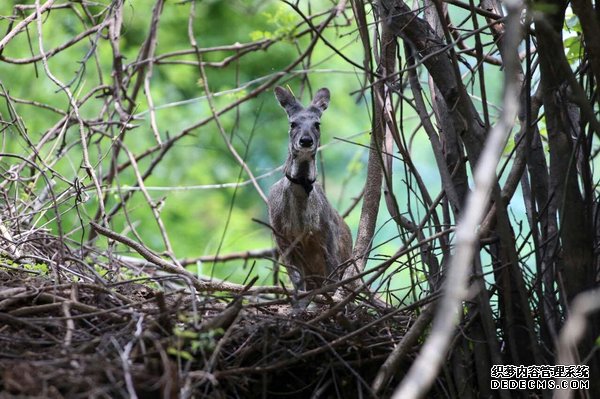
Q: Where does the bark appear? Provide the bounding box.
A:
[423,0,470,211]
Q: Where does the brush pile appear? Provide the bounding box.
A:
[0,227,418,399]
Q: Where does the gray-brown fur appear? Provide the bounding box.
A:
[268,86,353,291]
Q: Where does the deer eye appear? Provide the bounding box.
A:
[290,122,298,129]
[314,122,320,130]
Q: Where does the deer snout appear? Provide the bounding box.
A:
[299,135,314,148]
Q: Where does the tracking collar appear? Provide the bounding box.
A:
[285,173,315,195]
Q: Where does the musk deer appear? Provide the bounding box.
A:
[268,86,353,293]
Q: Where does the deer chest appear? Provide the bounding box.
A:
[281,191,323,237]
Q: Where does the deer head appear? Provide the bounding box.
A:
[274,86,330,195]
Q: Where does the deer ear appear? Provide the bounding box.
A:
[274,86,302,117]
[311,88,330,113]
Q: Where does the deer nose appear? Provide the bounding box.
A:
[299,136,313,148]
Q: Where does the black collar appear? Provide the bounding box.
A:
[285,173,314,195]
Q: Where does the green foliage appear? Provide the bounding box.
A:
[564,36,582,63]
[564,13,583,64]
[168,323,224,362]
[1,256,49,275]
[249,4,297,41]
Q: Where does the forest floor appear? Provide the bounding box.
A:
[0,265,415,399]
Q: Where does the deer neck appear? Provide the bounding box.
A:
[285,152,316,195]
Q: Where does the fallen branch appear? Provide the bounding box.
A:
[90,222,287,295]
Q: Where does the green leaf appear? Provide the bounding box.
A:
[174,326,199,339]
[564,35,583,64]
[249,30,272,41]
[167,347,194,361]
